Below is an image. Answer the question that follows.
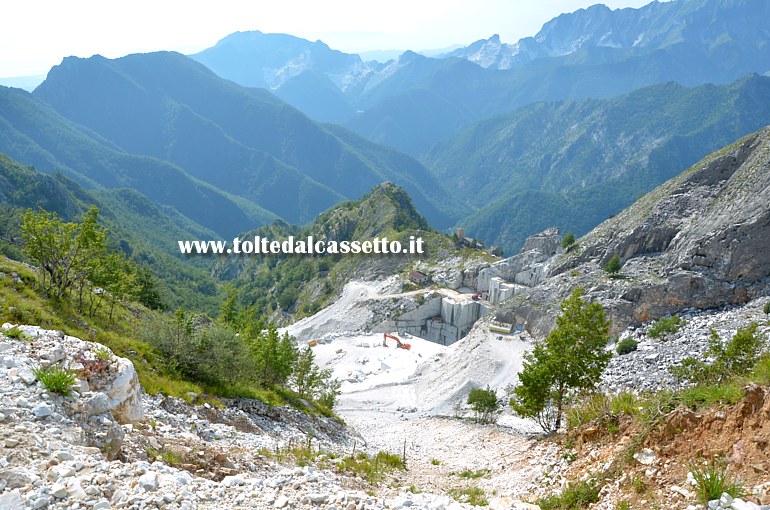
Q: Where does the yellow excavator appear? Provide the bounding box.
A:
[383,333,411,350]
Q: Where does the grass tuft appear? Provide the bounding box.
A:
[689,458,746,504]
[537,479,600,510]
[449,485,488,507]
[33,364,78,396]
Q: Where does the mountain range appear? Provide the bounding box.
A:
[2,0,770,309]
[427,73,770,251]
[190,0,770,155]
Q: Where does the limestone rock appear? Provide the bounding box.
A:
[104,356,144,424]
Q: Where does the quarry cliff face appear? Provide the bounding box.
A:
[498,126,770,338]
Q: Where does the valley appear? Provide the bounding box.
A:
[2,0,770,509]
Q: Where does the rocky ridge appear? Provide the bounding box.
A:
[497,125,770,339]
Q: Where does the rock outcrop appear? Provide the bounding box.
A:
[498,126,770,337]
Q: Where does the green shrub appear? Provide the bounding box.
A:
[689,458,746,504]
[337,450,406,484]
[602,255,622,277]
[3,326,26,340]
[764,301,770,315]
[647,315,684,339]
[467,387,499,424]
[616,338,638,355]
[678,382,744,409]
[458,469,489,479]
[33,365,78,396]
[537,479,600,510]
[431,458,441,466]
[561,232,576,250]
[671,323,766,385]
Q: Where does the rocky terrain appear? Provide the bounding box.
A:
[1,322,546,510]
[496,126,770,339]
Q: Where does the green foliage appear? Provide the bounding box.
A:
[92,345,113,361]
[291,347,340,408]
[467,387,499,424]
[3,326,26,340]
[134,265,164,311]
[138,309,252,387]
[764,301,770,315]
[561,232,576,249]
[147,448,185,467]
[337,450,407,485]
[33,365,78,396]
[753,353,770,385]
[647,315,685,339]
[510,288,612,432]
[248,324,298,388]
[616,338,638,355]
[689,458,746,504]
[602,255,622,276]
[678,381,744,409]
[458,469,489,479]
[670,323,766,385]
[566,391,640,430]
[431,458,441,466]
[449,486,488,507]
[20,207,94,297]
[536,479,600,510]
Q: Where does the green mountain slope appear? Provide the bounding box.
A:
[427,75,770,252]
[0,152,225,312]
[0,85,273,238]
[32,52,462,228]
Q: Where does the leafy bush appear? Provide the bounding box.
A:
[33,365,78,396]
[467,387,499,424]
[764,301,770,315]
[537,479,600,510]
[291,347,340,407]
[561,232,576,250]
[689,458,746,504]
[139,310,252,386]
[602,255,622,277]
[647,315,684,339]
[671,323,766,385]
[616,338,638,355]
[92,345,113,361]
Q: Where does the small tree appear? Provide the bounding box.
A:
[603,255,623,277]
[561,232,576,250]
[764,302,770,316]
[248,324,298,387]
[467,387,499,424]
[511,288,612,432]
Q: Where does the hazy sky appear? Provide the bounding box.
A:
[2,0,656,78]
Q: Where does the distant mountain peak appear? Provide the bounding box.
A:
[445,0,770,70]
